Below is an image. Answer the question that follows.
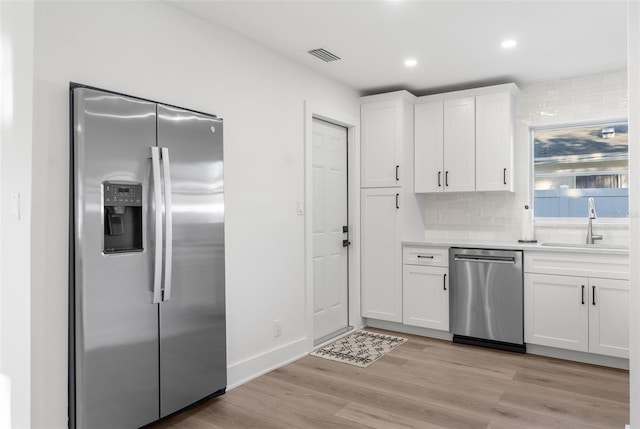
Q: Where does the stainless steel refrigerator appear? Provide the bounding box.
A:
[69,84,226,428]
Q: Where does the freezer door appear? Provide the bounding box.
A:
[71,88,160,428]
[157,105,226,417]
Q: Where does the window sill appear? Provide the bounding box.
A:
[534,217,629,229]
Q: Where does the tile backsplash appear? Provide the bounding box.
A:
[422,69,629,245]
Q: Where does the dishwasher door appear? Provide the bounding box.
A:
[449,248,524,348]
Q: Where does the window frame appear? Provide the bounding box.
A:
[529,117,629,226]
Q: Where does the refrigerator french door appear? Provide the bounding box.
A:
[69,85,226,428]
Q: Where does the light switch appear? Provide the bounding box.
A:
[297,200,304,215]
[10,193,20,220]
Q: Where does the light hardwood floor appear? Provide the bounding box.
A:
[150,329,629,429]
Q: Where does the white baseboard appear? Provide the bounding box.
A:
[365,319,454,341]
[0,374,10,429]
[366,319,628,370]
[226,322,369,391]
[526,344,629,370]
[226,336,310,390]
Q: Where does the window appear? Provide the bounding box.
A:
[532,120,628,219]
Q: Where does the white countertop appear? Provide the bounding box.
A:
[402,238,629,255]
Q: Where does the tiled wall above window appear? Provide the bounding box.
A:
[518,71,628,125]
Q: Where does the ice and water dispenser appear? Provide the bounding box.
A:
[103,182,143,254]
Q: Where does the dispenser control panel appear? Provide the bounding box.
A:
[104,183,142,207]
[102,181,143,253]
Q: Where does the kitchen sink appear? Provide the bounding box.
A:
[540,242,629,250]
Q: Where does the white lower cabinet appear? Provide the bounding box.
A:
[588,278,630,358]
[524,274,589,352]
[403,266,449,330]
[360,189,402,322]
[525,273,629,358]
[402,246,449,331]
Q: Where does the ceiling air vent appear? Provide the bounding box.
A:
[308,48,341,63]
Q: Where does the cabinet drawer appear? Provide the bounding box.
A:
[524,251,629,280]
[403,246,448,267]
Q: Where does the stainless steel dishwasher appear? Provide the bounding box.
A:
[449,248,525,352]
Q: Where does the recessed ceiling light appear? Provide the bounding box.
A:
[404,58,417,68]
[501,39,517,49]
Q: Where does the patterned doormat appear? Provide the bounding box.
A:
[310,330,407,367]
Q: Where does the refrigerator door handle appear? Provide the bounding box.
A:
[151,147,163,304]
[161,147,173,302]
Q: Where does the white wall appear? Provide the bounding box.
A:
[0,1,34,428]
[421,69,629,245]
[628,1,639,426]
[29,1,359,427]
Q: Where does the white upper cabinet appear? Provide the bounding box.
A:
[414,98,475,193]
[476,91,516,192]
[414,102,444,193]
[414,83,518,193]
[361,92,415,188]
[443,97,476,192]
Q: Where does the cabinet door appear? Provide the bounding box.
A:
[402,265,449,330]
[475,92,514,192]
[588,279,629,358]
[361,100,403,188]
[414,101,444,193]
[524,273,588,352]
[443,97,475,192]
[360,189,402,322]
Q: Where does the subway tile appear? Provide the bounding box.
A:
[573,93,605,105]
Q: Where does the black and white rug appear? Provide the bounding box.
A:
[311,330,407,368]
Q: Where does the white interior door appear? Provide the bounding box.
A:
[312,118,349,343]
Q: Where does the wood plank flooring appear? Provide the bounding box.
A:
[150,329,629,429]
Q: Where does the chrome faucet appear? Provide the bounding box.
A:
[586,197,603,244]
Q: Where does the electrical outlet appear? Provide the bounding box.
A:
[434,211,442,222]
[274,319,283,337]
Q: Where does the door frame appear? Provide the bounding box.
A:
[303,101,363,350]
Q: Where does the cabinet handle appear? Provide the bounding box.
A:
[445,171,449,187]
[592,285,596,305]
[581,285,585,305]
[503,168,507,185]
[417,255,434,259]
[443,273,447,291]
[396,165,400,182]
[395,193,399,209]
[438,171,442,187]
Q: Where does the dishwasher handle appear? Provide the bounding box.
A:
[453,254,516,264]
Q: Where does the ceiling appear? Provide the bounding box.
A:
[167,0,628,96]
